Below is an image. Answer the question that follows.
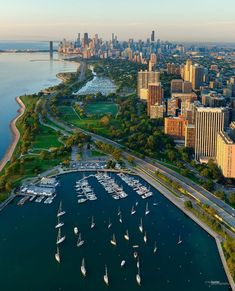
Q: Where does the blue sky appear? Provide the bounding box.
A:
[0,0,235,42]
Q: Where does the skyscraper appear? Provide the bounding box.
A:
[191,64,204,90]
[195,107,229,161]
[147,83,164,115]
[84,32,89,47]
[137,70,160,100]
[151,30,155,42]
[49,41,53,58]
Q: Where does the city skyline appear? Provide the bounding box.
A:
[1,0,235,42]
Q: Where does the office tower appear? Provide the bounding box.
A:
[112,33,115,43]
[164,115,188,140]
[151,30,155,42]
[137,70,160,100]
[195,107,229,161]
[184,59,193,82]
[49,41,53,57]
[147,83,164,115]
[216,124,235,178]
[84,32,89,47]
[191,64,204,90]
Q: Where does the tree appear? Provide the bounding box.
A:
[100,116,110,126]
[184,200,193,208]
[228,193,235,205]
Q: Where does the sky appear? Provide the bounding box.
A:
[0,0,235,42]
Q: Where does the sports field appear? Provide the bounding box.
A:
[85,102,118,116]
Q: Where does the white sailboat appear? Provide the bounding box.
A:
[81,258,86,277]
[145,202,150,215]
[124,230,129,241]
[177,236,182,245]
[143,232,147,244]
[154,241,157,253]
[56,228,66,245]
[136,264,141,286]
[119,214,122,224]
[131,206,136,215]
[108,218,112,229]
[57,201,66,217]
[55,246,60,263]
[137,258,140,269]
[135,201,139,206]
[139,218,143,233]
[104,265,109,286]
[74,227,79,235]
[91,216,95,229]
[121,260,126,267]
[118,207,121,216]
[110,234,117,246]
[55,216,64,229]
[77,233,85,247]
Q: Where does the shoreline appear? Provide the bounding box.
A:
[0,97,25,173]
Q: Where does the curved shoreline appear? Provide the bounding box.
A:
[0,96,25,173]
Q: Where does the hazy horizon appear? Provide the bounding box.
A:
[1,0,235,42]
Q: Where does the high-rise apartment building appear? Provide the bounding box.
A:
[195,107,229,161]
[216,126,235,178]
[171,79,192,93]
[191,64,204,90]
[137,70,160,100]
[147,83,164,115]
[164,115,188,140]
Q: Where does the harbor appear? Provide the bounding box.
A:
[0,171,230,290]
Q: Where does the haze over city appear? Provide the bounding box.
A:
[1,0,235,42]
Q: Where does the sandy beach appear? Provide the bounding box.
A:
[0,96,25,173]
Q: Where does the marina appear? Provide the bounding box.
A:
[0,171,231,290]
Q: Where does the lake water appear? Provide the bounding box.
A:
[0,52,78,161]
[0,172,230,291]
[77,67,117,96]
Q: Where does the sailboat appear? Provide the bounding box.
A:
[55,216,64,229]
[110,234,117,246]
[136,264,141,286]
[91,216,95,229]
[139,218,143,233]
[131,206,136,215]
[56,228,66,245]
[77,233,85,247]
[137,258,140,269]
[145,202,150,215]
[154,241,157,253]
[121,260,126,267]
[124,230,129,241]
[55,246,60,263]
[135,201,139,206]
[57,201,66,217]
[74,227,79,235]
[177,236,182,245]
[118,207,121,216]
[108,218,112,229]
[119,214,122,224]
[81,258,86,277]
[143,232,147,244]
[104,265,109,286]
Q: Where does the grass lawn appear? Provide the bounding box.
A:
[91,150,106,157]
[58,105,121,137]
[85,102,118,116]
[33,125,62,149]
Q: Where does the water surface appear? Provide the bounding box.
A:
[0,172,230,291]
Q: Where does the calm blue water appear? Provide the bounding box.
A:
[0,51,78,161]
[0,172,230,290]
[0,41,58,51]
